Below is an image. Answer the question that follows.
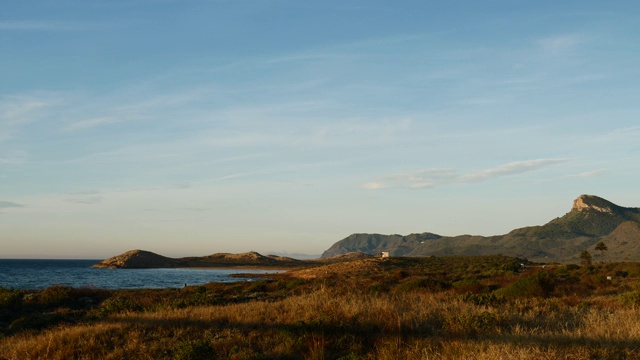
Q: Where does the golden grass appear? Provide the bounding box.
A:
[3,288,640,359]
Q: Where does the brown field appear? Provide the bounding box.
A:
[2,256,640,359]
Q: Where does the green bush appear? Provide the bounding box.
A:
[171,291,213,309]
[275,279,307,291]
[499,262,522,273]
[495,271,555,298]
[38,285,73,307]
[620,291,640,306]
[172,340,215,360]
[452,279,486,294]
[368,284,390,294]
[0,288,23,309]
[448,311,499,335]
[616,271,629,278]
[337,353,360,360]
[89,297,143,318]
[461,293,504,307]
[395,277,450,293]
[564,264,580,271]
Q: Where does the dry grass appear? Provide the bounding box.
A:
[3,289,640,359]
[4,258,640,359]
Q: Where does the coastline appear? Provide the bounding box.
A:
[92,250,316,269]
[177,265,295,271]
[1,260,285,290]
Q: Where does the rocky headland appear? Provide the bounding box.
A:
[93,250,305,269]
[322,195,640,262]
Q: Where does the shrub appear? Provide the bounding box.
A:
[447,311,499,335]
[172,340,215,360]
[395,270,410,280]
[368,284,390,294]
[337,353,359,360]
[495,271,555,298]
[89,296,143,318]
[0,288,22,309]
[620,291,640,306]
[452,279,486,294]
[565,264,580,271]
[38,285,73,307]
[460,292,504,307]
[276,279,307,291]
[499,261,522,273]
[616,271,629,278]
[395,277,449,293]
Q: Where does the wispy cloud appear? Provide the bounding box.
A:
[65,195,103,205]
[537,34,587,51]
[0,201,24,209]
[64,191,103,204]
[362,159,569,190]
[611,125,640,135]
[0,150,28,164]
[361,181,390,190]
[459,159,570,183]
[362,168,457,190]
[0,94,57,125]
[0,93,64,144]
[560,169,607,179]
[63,117,121,132]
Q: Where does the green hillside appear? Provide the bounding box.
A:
[321,195,640,262]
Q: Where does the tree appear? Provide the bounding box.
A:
[595,241,608,260]
[580,250,592,266]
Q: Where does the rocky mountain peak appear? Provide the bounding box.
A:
[572,194,617,214]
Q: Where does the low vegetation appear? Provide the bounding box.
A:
[3,255,640,359]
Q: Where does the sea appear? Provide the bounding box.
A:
[0,259,284,290]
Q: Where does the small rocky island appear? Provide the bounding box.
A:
[93,250,305,269]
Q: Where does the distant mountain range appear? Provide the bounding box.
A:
[321,195,640,262]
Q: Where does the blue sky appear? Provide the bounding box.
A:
[1,1,639,258]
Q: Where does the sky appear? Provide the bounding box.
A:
[1,1,640,259]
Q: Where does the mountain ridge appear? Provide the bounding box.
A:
[321,195,640,262]
[93,250,371,269]
[93,250,305,269]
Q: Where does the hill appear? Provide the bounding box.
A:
[93,250,304,269]
[321,195,640,262]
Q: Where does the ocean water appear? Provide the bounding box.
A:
[0,259,284,290]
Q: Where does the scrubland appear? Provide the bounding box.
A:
[2,256,640,359]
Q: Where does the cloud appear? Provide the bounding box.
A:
[63,190,103,204]
[362,158,569,190]
[361,182,389,190]
[0,95,55,126]
[361,168,457,190]
[65,195,103,204]
[561,169,607,179]
[63,117,120,132]
[0,201,24,209]
[459,159,570,183]
[611,125,640,135]
[0,150,28,164]
[537,34,586,51]
[0,93,64,143]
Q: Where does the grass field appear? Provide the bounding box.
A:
[2,256,640,359]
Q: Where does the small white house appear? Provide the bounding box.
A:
[380,252,390,258]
